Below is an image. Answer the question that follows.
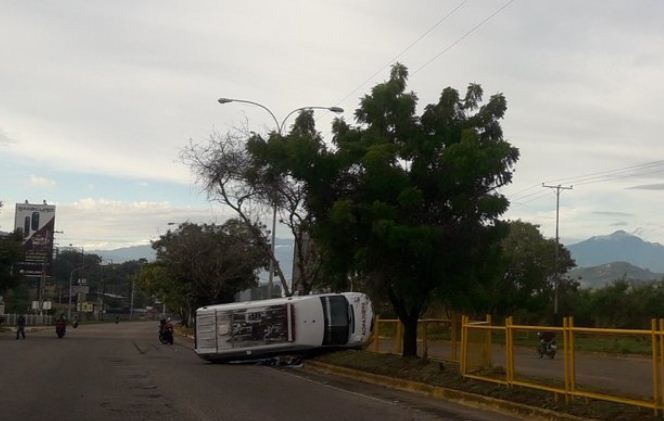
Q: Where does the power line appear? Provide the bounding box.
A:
[411,0,516,76]
[507,160,664,202]
[317,0,515,142]
[573,166,664,186]
[334,0,469,108]
[512,190,550,205]
[543,160,664,186]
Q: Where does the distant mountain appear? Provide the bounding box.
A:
[88,245,156,263]
[88,238,296,274]
[568,261,664,289]
[568,230,664,273]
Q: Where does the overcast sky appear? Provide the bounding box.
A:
[1,0,663,249]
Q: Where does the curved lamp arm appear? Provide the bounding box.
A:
[218,97,343,135]
[279,106,344,135]
[218,98,280,134]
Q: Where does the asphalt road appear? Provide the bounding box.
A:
[0,322,521,421]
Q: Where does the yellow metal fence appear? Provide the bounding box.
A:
[369,315,664,415]
[371,316,460,362]
[461,316,664,415]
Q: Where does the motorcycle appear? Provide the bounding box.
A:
[537,338,557,359]
[55,320,67,339]
[159,322,174,345]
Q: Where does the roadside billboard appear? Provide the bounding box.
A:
[14,202,56,276]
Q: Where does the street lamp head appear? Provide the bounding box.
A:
[217,98,233,104]
[328,106,344,113]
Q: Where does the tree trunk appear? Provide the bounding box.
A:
[401,316,419,357]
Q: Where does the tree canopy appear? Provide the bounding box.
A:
[274,64,520,355]
[472,220,576,320]
[0,201,25,294]
[0,230,24,294]
[138,220,266,324]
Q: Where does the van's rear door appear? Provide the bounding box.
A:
[195,310,217,353]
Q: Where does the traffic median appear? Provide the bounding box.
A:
[309,350,658,421]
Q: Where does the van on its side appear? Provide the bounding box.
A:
[194,292,374,362]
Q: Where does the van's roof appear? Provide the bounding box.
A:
[196,293,342,313]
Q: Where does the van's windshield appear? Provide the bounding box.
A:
[320,295,350,346]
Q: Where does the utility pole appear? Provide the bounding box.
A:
[542,184,573,316]
[129,278,135,321]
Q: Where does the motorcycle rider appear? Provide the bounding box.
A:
[55,314,67,338]
[159,318,174,344]
[537,331,556,355]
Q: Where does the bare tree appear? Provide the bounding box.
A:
[182,132,292,296]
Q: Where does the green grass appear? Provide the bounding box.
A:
[379,325,654,356]
[315,350,659,421]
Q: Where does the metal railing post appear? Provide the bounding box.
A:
[460,315,467,375]
[394,321,402,355]
[652,318,660,416]
[422,321,429,359]
[484,314,492,367]
[569,316,576,394]
[451,313,459,362]
[372,315,381,353]
[659,319,664,411]
[563,317,570,404]
[506,316,513,386]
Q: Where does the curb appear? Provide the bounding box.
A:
[305,361,594,421]
[2,326,52,333]
[174,327,194,341]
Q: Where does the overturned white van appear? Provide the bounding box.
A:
[194,292,374,362]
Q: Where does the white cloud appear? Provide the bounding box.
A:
[2,1,664,247]
[52,198,231,249]
[29,175,56,188]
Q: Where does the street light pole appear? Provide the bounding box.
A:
[66,246,84,320]
[217,98,343,298]
[68,267,79,320]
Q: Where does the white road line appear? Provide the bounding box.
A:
[278,369,398,406]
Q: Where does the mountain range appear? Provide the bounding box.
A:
[89,238,296,281]
[90,230,664,289]
[568,230,664,273]
[567,261,663,289]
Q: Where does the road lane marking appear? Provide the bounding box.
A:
[277,369,398,406]
[132,340,147,354]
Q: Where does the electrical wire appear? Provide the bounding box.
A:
[334,0,469,108]
[411,0,516,76]
[543,160,664,187]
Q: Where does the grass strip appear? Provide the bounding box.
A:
[314,350,659,421]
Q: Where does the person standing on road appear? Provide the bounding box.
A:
[16,314,26,340]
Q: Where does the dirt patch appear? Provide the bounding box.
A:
[314,350,659,421]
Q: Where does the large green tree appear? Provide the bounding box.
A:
[0,201,25,294]
[474,220,576,320]
[183,117,331,295]
[140,220,266,324]
[279,64,519,356]
[0,230,24,294]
